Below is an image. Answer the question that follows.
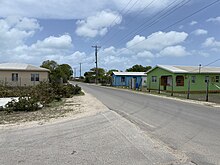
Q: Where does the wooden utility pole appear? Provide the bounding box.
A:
[92,45,101,84]
[73,67,77,78]
[79,63,82,78]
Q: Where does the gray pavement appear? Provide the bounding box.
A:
[0,110,189,165]
[74,82,220,165]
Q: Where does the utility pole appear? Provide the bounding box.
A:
[73,67,77,78]
[92,45,101,84]
[79,63,82,78]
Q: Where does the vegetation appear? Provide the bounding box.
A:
[41,60,73,83]
[84,68,119,85]
[1,82,82,113]
[126,64,152,72]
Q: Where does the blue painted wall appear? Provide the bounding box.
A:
[112,75,144,88]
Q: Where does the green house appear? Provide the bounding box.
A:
[146,65,220,93]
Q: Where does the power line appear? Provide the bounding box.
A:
[99,0,140,43]
[163,0,220,31]
[107,0,189,47]
[114,0,220,56]
[102,0,158,45]
[202,58,220,68]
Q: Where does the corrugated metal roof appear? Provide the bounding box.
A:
[154,65,220,73]
[0,63,50,72]
[112,72,146,76]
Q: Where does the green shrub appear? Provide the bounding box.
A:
[2,82,82,112]
[5,97,39,112]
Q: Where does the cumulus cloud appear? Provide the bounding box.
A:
[206,16,220,23]
[75,10,122,38]
[126,31,188,51]
[32,35,73,50]
[136,51,154,58]
[0,0,184,19]
[202,37,220,49]
[0,16,41,50]
[0,17,74,64]
[157,45,189,57]
[192,29,208,36]
[189,21,198,26]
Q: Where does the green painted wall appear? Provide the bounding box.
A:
[147,67,220,92]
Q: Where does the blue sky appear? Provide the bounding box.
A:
[0,0,220,76]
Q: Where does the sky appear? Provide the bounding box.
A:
[0,0,220,76]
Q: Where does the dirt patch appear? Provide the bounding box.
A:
[0,92,107,129]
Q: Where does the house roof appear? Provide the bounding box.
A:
[147,65,220,74]
[112,71,146,76]
[0,63,50,72]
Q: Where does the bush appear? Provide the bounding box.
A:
[5,97,39,112]
[2,82,82,112]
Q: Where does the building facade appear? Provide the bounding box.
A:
[0,63,50,86]
[112,72,147,89]
[147,65,220,93]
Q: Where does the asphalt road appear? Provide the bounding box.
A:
[0,100,187,165]
[75,83,220,165]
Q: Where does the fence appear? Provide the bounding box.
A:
[143,80,220,104]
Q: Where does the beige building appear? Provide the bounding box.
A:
[0,63,50,86]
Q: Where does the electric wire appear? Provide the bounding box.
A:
[99,0,140,43]
[102,0,158,45]
[107,0,190,47]
[114,0,220,56]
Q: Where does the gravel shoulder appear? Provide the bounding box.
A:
[0,92,107,129]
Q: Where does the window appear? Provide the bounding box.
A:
[205,76,209,83]
[152,76,157,82]
[191,76,196,83]
[176,76,184,86]
[31,74,39,81]
[121,76,125,82]
[12,73,18,81]
[216,76,219,83]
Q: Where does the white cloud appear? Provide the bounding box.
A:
[206,16,220,23]
[0,16,41,50]
[157,45,189,57]
[126,31,188,51]
[136,51,154,58]
[75,10,122,38]
[32,35,73,50]
[189,21,198,26]
[192,29,208,36]
[202,37,220,49]
[0,0,184,19]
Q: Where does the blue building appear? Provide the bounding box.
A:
[112,72,147,89]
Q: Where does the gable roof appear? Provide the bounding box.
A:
[147,65,220,74]
[112,72,146,76]
[0,63,50,72]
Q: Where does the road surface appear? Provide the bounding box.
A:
[0,92,189,165]
[75,83,220,165]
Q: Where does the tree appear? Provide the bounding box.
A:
[41,60,73,83]
[106,69,118,76]
[41,60,58,71]
[59,64,73,80]
[126,64,152,72]
[84,68,106,83]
